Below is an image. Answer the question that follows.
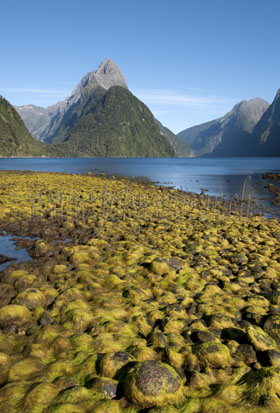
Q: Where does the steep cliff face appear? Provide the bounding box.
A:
[0,96,49,156]
[250,89,280,156]
[178,98,270,157]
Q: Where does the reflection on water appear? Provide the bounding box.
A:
[0,235,33,271]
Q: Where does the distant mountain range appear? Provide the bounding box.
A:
[178,91,280,157]
[14,59,193,157]
[2,58,279,158]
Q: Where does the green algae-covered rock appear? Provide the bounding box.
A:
[8,357,44,382]
[213,383,242,404]
[0,380,31,412]
[91,377,118,399]
[47,402,85,413]
[0,304,31,328]
[23,382,59,413]
[14,288,46,309]
[124,360,183,408]
[0,352,10,384]
[264,315,280,341]
[180,398,201,413]
[200,397,244,413]
[148,406,179,412]
[195,341,232,369]
[239,366,280,407]
[100,351,135,379]
[0,284,16,306]
[91,399,121,413]
[246,325,276,352]
[62,308,94,332]
[53,386,93,404]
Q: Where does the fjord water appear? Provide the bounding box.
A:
[0,157,279,213]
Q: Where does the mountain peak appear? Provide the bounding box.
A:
[223,98,269,129]
[93,58,128,90]
[96,58,119,75]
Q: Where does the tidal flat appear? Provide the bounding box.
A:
[0,170,279,412]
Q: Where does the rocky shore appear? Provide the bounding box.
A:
[0,171,279,412]
[262,173,280,207]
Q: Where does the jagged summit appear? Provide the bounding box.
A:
[93,58,128,90]
[16,59,128,140]
[96,58,120,74]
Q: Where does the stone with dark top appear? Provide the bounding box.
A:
[124,360,183,408]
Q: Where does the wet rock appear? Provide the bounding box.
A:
[164,258,183,272]
[264,315,280,341]
[257,349,280,368]
[8,357,44,381]
[235,344,257,365]
[100,351,135,379]
[124,360,183,408]
[39,312,54,326]
[210,313,235,330]
[0,304,31,328]
[221,327,247,344]
[148,406,178,412]
[92,399,121,413]
[239,367,280,406]
[14,288,46,309]
[190,329,217,344]
[34,240,52,257]
[0,253,13,265]
[0,352,10,384]
[195,341,232,369]
[62,308,94,332]
[23,382,59,412]
[151,329,167,349]
[92,377,118,399]
[246,325,276,352]
[0,284,16,306]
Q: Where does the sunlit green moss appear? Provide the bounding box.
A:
[0,171,279,412]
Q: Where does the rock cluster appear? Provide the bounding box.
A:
[0,171,279,412]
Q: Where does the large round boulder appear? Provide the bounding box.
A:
[124,360,183,408]
[0,305,31,328]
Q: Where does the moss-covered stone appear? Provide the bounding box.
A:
[91,377,118,399]
[100,351,135,378]
[8,357,44,381]
[23,382,59,413]
[246,325,276,352]
[124,360,183,408]
[14,288,46,309]
[0,172,279,412]
[195,342,232,369]
[0,304,31,328]
[0,352,11,384]
[239,366,280,406]
[91,399,121,413]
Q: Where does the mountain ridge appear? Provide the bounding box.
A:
[250,89,280,156]
[178,97,270,157]
[15,58,128,141]
[13,59,192,157]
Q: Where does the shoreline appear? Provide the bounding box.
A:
[0,171,279,412]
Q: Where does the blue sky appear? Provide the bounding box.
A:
[0,0,279,133]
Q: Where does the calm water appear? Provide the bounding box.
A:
[0,234,33,271]
[0,157,279,215]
